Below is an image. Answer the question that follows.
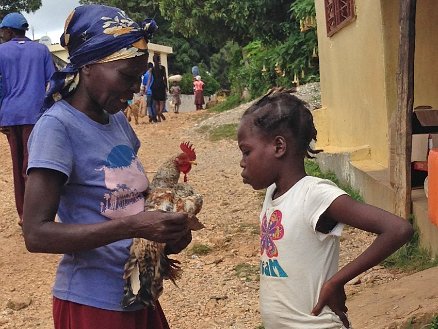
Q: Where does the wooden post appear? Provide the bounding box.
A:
[393,0,416,218]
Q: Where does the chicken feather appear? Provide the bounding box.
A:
[122,142,203,309]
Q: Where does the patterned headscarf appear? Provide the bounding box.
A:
[44,4,157,108]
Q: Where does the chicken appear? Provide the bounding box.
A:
[122,142,204,308]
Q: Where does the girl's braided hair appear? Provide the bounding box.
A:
[242,88,321,158]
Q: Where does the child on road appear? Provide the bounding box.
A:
[237,89,413,329]
[169,81,181,113]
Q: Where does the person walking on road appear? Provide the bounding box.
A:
[0,12,56,225]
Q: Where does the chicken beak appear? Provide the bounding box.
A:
[190,161,197,165]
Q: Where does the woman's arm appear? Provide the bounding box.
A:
[23,168,189,254]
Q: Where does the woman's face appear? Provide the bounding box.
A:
[83,54,149,114]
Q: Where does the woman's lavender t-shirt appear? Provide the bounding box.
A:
[27,100,149,311]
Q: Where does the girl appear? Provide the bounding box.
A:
[169,81,181,114]
[237,89,413,329]
[23,5,190,329]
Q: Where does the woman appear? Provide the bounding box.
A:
[151,54,167,122]
[22,5,191,329]
[193,75,205,110]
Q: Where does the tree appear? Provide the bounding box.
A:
[159,0,295,46]
[79,0,217,75]
[0,0,42,19]
[78,0,319,96]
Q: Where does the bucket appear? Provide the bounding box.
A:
[428,148,438,225]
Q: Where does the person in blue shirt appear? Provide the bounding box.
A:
[141,62,157,123]
[0,12,56,225]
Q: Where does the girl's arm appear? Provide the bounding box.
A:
[23,168,189,254]
[312,195,413,325]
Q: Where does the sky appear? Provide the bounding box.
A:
[23,0,80,43]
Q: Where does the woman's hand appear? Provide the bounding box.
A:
[311,280,350,328]
[165,231,192,254]
[131,210,189,245]
[23,168,190,254]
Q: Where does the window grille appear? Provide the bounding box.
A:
[324,0,355,37]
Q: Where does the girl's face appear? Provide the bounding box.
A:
[237,117,277,190]
[83,54,149,114]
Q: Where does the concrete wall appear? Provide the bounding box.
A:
[314,0,438,254]
[167,94,210,113]
[413,0,438,109]
[314,0,392,167]
[315,0,438,164]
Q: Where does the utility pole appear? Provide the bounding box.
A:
[393,0,417,219]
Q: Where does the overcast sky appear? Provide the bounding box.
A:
[23,0,80,43]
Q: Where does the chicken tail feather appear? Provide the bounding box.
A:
[160,254,182,285]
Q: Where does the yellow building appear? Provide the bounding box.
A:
[313,0,438,253]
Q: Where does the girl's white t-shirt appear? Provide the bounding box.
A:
[259,176,347,329]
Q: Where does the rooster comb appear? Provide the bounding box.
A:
[180,141,196,161]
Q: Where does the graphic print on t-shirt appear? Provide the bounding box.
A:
[98,145,148,219]
[260,210,288,277]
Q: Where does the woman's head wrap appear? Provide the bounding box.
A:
[44,4,157,108]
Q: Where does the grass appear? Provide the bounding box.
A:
[234,262,259,282]
[208,123,238,141]
[187,243,212,256]
[430,316,438,329]
[208,94,243,113]
[236,222,259,235]
[402,315,438,329]
[382,218,438,272]
[305,159,363,202]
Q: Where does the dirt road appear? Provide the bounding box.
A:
[0,107,436,329]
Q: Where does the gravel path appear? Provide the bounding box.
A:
[0,97,420,328]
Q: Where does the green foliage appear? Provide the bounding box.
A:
[200,72,220,97]
[180,73,194,94]
[208,124,238,142]
[210,41,241,89]
[188,243,212,256]
[79,0,217,76]
[304,160,363,202]
[78,0,319,99]
[179,71,220,96]
[159,0,295,46]
[382,219,438,272]
[209,94,242,113]
[430,316,438,329]
[0,0,42,18]
[79,0,160,23]
[234,262,259,282]
[228,0,319,98]
[290,0,316,19]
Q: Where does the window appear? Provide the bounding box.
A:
[324,0,355,37]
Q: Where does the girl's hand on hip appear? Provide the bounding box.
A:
[311,280,350,328]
